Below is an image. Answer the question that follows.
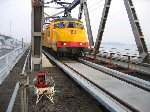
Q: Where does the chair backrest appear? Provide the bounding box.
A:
[37,72,47,88]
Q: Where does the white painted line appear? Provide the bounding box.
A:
[6,82,20,112]
[21,50,30,75]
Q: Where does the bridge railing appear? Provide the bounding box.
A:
[0,44,30,85]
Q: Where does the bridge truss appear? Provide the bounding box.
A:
[31,0,149,71]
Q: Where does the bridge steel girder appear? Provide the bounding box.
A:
[123,0,149,63]
[95,0,149,63]
[82,0,94,47]
[67,0,80,12]
[78,3,83,20]
[31,0,44,71]
[67,0,94,47]
[95,0,112,52]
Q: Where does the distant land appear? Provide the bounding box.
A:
[101,42,150,46]
[101,42,126,46]
[0,34,22,50]
[101,42,150,52]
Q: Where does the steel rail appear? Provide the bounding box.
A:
[43,50,140,112]
[6,48,30,112]
[79,58,150,92]
[62,62,139,112]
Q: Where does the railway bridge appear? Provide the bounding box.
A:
[0,0,150,112]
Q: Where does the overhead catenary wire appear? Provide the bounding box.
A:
[43,0,104,22]
[45,0,104,17]
[88,3,104,14]
[88,0,103,9]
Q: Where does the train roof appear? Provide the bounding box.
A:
[53,17,81,22]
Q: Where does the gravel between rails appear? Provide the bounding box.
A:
[28,66,104,112]
[0,49,29,112]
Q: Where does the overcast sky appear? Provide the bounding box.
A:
[0,0,149,48]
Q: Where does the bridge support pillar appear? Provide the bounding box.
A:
[31,0,44,71]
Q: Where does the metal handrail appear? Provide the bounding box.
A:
[0,44,30,84]
[0,47,21,60]
[0,46,28,73]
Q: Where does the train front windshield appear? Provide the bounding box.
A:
[58,22,65,28]
[77,23,84,29]
[56,22,84,29]
[66,22,76,28]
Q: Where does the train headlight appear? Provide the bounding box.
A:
[63,43,66,45]
[71,30,76,34]
[80,43,86,46]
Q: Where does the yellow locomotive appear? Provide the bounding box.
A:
[43,17,89,57]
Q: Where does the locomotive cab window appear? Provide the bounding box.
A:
[66,22,76,28]
[47,28,50,37]
[58,22,65,28]
[54,24,58,29]
[77,23,84,29]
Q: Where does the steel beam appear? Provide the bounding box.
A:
[78,3,83,20]
[67,0,94,47]
[82,0,94,47]
[123,0,149,63]
[95,0,112,52]
[67,0,80,12]
[31,0,44,71]
[22,38,24,48]
[64,8,71,17]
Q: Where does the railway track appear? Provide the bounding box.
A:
[3,48,149,112]
[43,50,150,112]
[79,58,150,92]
